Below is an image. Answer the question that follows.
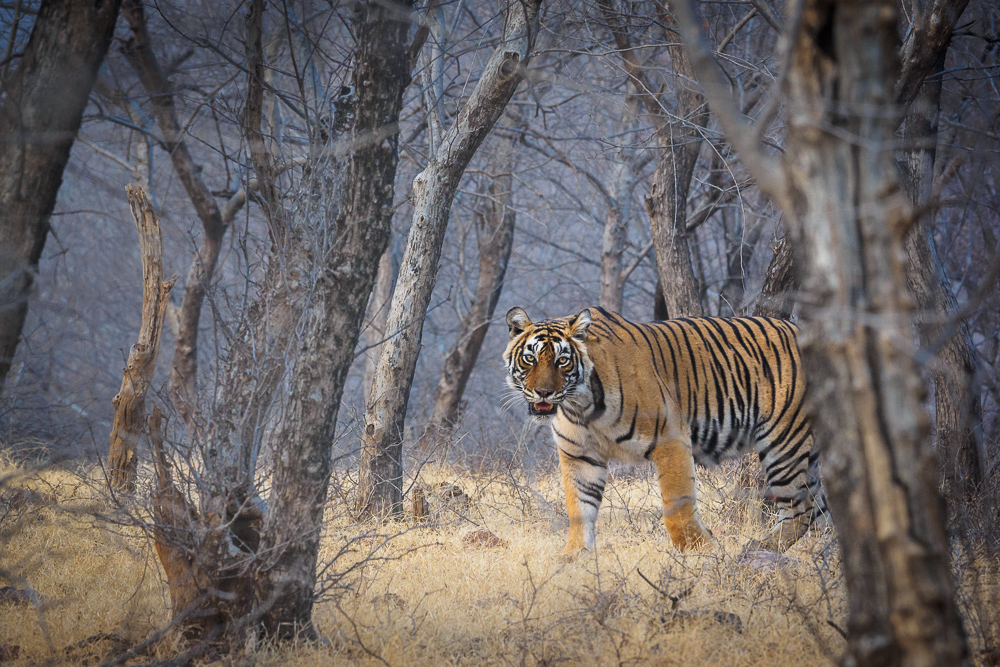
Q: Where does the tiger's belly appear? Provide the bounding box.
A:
[554,402,759,468]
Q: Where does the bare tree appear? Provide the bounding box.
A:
[0,0,121,391]
[357,0,542,519]
[135,0,418,643]
[598,0,705,318]
[676,0,969,663]
[119,0,248,428]
[422,131,518,448]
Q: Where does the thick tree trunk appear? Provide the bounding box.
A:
[676,0,970,664]
[645,138,704,318]
[783,5,967,662]
[108,186,176,492]
[120,0,242,428]
[0,0,121,391]
[423,136,517,447]
[357,0,541,519]
[900,61,985,499]
[146,0,414,644]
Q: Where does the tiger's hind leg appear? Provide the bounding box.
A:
[648,440,714,551]
[754,431,825,552]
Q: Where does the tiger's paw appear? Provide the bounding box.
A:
[668,523,717,552]
[560,540,592,563]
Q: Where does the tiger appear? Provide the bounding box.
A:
[503,306,825,555]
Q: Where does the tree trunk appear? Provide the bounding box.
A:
[598,0,705,319]
[363,247,397,399]
[645,137,704,318]
[900,59,985,499]
[599,91,642,314]
[357,0,541,519]
[120,0,245,429]
[676,0,970,664]
[423,135,517,448]
[783,5,967,662]
[108,186,176,492]
[645,9,706,319]
[0,0,121,391]
[718,213,762,316]
[600,159,631,315]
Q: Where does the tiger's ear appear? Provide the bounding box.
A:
[506,307,532,339]
[568,309,592,343]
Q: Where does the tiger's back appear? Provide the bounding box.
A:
[584,309,811,470]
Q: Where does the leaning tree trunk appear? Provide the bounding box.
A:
[0,0,121,391]
[676,0,969,664]
[358,0,542,519]
[422,134,517,448]
[108,186,176,492]
[901,59,985,500]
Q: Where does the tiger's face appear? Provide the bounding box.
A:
[503,307,592,418]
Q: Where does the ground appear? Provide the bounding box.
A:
[0,450,866,666]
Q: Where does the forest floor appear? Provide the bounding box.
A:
[0,448,897,666]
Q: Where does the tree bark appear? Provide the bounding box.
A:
[676,0,970,664]
[357,0,541,519]
[0,0,121,391]
[120,0,246,429]
[753,235,798,319]
[900,60,985,500]
[363,246,397,399]
[109,186,176,492]
[423,135,517,448]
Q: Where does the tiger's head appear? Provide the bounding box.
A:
[503,307,593,418]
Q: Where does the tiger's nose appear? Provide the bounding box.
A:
[536,388,553,398]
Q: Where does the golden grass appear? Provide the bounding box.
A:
[3,452,854,666]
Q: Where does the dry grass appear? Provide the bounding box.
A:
[2,450,854,666]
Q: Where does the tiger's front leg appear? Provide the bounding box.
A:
[647,439,714,551]
[554,423,607,556]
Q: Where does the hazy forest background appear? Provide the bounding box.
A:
[1,0,999,664]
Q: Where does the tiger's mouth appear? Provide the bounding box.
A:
[528,401,557,417]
